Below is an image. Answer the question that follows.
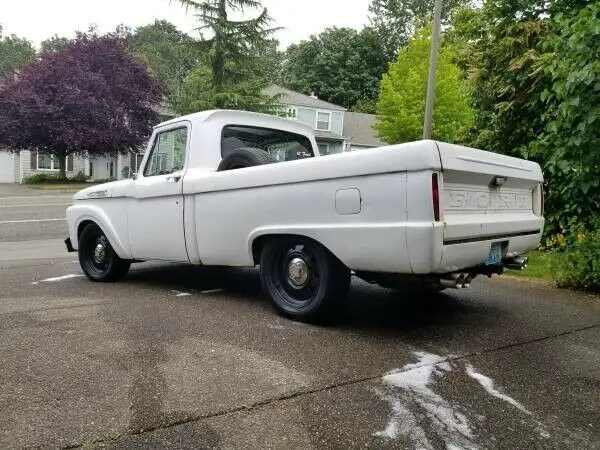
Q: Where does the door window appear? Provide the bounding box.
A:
[144,127,188,177]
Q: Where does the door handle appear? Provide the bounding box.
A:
[166,175,181,183]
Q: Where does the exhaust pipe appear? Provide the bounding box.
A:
[462,274,474,288]
[503,255,528,271]
[439,273,465,289]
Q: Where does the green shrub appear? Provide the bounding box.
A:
[553,220,600,293]
[71,171,89,182]
[22,173,64,184]
[22,171,90,184]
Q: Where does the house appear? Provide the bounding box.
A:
[263,85,386,155]
[0,104,176,184]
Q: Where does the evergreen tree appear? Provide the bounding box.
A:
[175,0,279,112]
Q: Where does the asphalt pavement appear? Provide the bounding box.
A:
[1,183,599,449]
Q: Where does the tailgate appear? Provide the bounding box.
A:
[435,142,544,244]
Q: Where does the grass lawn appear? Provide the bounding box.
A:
[508,250,559,280]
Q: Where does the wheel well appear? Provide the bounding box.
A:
[251,234,343,266]
[77,220,96,242]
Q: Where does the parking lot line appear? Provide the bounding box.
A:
[0,195,72,200]
[0,218,66,224]
[0,203,71,208]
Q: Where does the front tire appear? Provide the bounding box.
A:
[78,223,130,282]
[259,237,350,323]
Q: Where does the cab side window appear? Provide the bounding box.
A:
[144,127,188,177]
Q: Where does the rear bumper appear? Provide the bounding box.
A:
[435,230,542,273]
[406,221,544,274]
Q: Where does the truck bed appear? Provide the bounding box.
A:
[182,140,543,275]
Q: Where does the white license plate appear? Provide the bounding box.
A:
[484,243,503,265]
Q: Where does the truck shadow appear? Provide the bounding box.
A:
[123,263,501,333]
[126,262,263,296]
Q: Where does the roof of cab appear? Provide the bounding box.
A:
[154,109,315,134]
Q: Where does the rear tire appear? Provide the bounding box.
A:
[259,237,350,323]
[78,223,130,282]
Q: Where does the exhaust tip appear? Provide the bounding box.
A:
[463,274,473,288]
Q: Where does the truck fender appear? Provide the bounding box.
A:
[66,204,131,259]
[248,226,337,265]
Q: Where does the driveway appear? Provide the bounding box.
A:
[0,183,599,449]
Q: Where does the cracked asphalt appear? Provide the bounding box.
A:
[1,184,600,449]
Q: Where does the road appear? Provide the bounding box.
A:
[1,183,599,449]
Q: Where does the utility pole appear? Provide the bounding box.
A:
[423,0,443,140]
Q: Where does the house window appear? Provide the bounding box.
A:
[37,152,59,171]
[316,111,331,131]
[286,107,297,119]
[317,143,330,155]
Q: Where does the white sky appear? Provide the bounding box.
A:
[0,0,372,49]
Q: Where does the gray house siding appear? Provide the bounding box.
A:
[328,111,344,135]
[296,107,344,136]
[317,141,344,155]
[296,107,316,127]
[19,150,88,182]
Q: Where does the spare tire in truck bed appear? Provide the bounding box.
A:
[217,147,277,171]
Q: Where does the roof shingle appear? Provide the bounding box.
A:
[263,85,347,111]
[342,112,387,148]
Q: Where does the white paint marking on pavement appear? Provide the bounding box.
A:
[374,352,476,449]
[33,274,84,284]
[465,364,551,439]
[0,218,66,224]
[171,289,193,297]
[465,364,531,415]
[375,352,551,446]
[201,288,225,294]
[0,203,71,208]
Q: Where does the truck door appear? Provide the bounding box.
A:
[128,123,189,262]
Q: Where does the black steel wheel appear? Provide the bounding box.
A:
[78,223,130,282]
[259,237,350,323]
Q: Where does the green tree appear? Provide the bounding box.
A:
[448,3,550,157]
[532,3,600,231]
[281,27,388,110]
[174,0,278,112]
[369,0,468,58]
[128,20,202,109]
[0,26,36,81]
[447,0,593,233]
[40,35,72,54]
[375,26,473,144]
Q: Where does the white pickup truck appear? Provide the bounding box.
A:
[65,110,544,322]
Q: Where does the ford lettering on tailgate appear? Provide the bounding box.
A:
[445,189,532,212]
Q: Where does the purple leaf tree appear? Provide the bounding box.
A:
[0,32,164,179]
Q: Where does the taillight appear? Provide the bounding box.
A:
[540,184,544,217]
[432,173,440,221]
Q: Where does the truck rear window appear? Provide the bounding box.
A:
[221,125,314,162]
